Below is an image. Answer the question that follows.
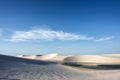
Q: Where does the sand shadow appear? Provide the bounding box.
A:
[0,54,57,65]
[63,63,120,70]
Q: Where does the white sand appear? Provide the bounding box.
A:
[102,54,120,58]
[64,55,120,66]
[18,53,70,62]
[0,54,120,80]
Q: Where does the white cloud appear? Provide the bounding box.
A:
[8,29,94,42]
[95,36,114,42]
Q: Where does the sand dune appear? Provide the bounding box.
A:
[18,55,42,58]
[63,55,120,66]
[0,54,120,80]
[0,54,87,80]
[18,53,70,62]
[48,55,71,62]
[18,53,57,59]
[18,54,120,66]
[102,54,120,58]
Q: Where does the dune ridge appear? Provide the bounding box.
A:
[18,53,70,62]
[18,53,120,66]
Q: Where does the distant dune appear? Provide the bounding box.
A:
[0,54,120,80]
[18,54,120,66]
[63,55,120,66]
[18,53,70,62]
[102,54,120,58]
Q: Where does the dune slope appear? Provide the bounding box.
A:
[0,54,120,80]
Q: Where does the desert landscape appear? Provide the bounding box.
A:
[0,0,120,80]
[0,53,120,80]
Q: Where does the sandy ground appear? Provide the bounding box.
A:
[0,54,120,80]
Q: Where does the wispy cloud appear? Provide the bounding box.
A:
[95,36,114,42]
[8,29,94,42]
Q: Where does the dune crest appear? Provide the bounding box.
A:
[18,53,71,62]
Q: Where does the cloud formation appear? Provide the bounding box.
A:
[8,29,94,42]
[95,36,113,42]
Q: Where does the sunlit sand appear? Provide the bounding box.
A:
[0,54,120,80]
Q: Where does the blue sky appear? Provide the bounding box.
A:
[0,0,120,55]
